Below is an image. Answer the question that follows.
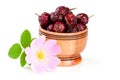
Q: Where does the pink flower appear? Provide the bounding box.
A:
[25,35,61,73]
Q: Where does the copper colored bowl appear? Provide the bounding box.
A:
[39,26,88,66]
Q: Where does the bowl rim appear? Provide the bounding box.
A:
[39,26,88,36]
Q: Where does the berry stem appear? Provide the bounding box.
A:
[89,14,94,18]
[70,8,77,10]
[35,13,40,16]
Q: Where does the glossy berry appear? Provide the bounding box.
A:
[47,24,54,31]
[38,12,50,27]
[50,12,63,22]
[55,6,72,16]
[76,13,89,24]
[72,23,87,32]
[64,13,77,26]
[66,27,73,33]
[53,22,65,32]
[38,6,89,33]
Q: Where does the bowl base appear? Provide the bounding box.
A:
[58,55,82,66]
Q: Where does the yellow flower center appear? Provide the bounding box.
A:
[37,50,45,60]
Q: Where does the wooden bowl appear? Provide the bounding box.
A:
[39,26,88,66]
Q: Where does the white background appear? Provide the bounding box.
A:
[0,0,120,80]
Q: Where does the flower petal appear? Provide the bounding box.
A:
[25,56,31,64]
[25,47,39,64]
[42,40,61,55]
[43,39,57,47]
[25,47,31,55]
[31,63,46,73]
[46,56,60,71]
[44,45,61,56]
[31,35,46,50]
[25,47,32,64]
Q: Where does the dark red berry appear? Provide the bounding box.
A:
[53,22,65,32]
[38,6,89,33]
[55,6,72,16]
[72,23,87,32]
[50,12,63,22]
[66,27,74,33]
[38,12,50,27]
[76,13,89,24]
[64,13,77,26]
[47,24,54,31]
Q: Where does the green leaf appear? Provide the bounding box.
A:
[8,43,22,59]
[20,51,26,67]
[20,29,31,48]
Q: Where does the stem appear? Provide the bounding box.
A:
[89,14,95,18]
[70,8,77,10]
[35,13,40,16]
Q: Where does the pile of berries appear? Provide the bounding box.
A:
[38,6,89,33]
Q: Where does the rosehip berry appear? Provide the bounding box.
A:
[76,13,89,24]
[53,22,65,32]
[55,6,72,16]
[72,23,87,32]
[38,12,50,27]
[64,13,77,26]
[47,24,54,31]
[50,12,63,22]
[66,27,74,33]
